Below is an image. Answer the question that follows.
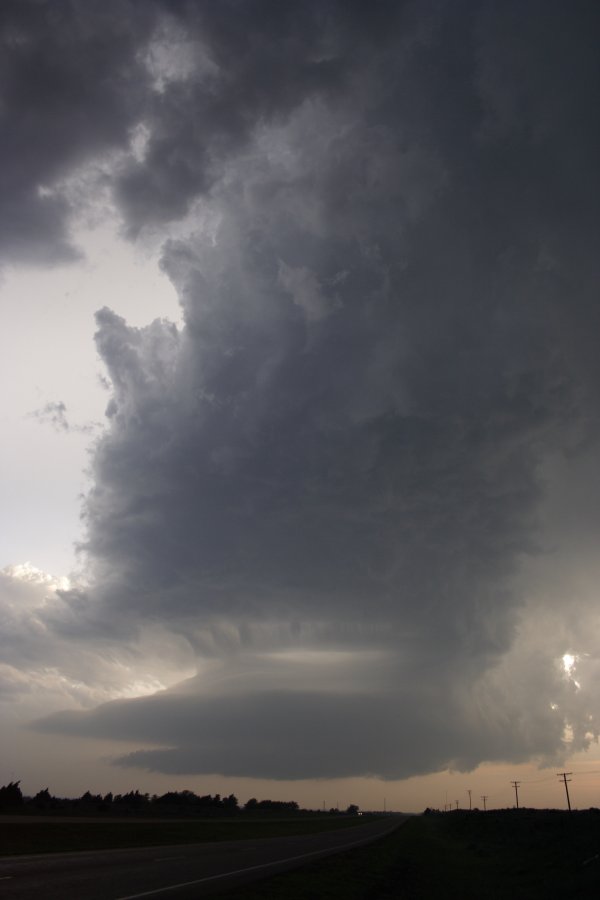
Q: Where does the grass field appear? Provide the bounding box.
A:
[0,813,375,856]
[225,809,600,899]
[4,808,600,897]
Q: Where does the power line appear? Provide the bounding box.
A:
[481,795,488,811]
[519,774,556,785]
[557,772,572,812]
[511,780,521,809]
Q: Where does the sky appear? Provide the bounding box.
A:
[1,0,600,813]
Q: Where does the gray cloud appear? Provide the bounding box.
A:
[0,1,401,259]
[0,564,194,718]
[113,0,352,233]
[0,0,161,264]
[35,638,582,780]
[29,401,100,434]
[36,681,481,780]
[6,2,600,780]
[29,401,70,432]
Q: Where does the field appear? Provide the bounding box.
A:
[0,813,374,856]
[227,809,600,899]
[3,809,600,897]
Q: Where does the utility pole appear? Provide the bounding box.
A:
[511,781,521,809]
[467,789,472,811]
[481,795,488,811]
[557,772,572,811]
[455,800,459,810]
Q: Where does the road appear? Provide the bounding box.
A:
[0,816,404,899]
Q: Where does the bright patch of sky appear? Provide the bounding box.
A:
[0,220,179,574]
[563,654,576,676]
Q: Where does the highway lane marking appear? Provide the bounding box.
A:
[152,857,186,862]
[115,825,399,899]
[0,876,13,880]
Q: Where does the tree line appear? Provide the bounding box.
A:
[0,781,358,816]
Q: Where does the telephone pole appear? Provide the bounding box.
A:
[557,772,572,811]
[481,795,488,811]
[467,789,472,811]
[511,781,521,809]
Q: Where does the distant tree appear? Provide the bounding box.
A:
[0,781,23,809]
[346,804,359,815]
[155,790,199,807]
[33,788,54,808]
[251,799,299,812]
[151,790,239,815]
[245,797,258,810]
[222,793,239,811]
[114,790,149,808]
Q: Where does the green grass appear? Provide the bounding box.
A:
[0,814,375,857]
[224,810,600,899]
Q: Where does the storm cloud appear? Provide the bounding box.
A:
[4,1,600,783]
[0,0,159,263]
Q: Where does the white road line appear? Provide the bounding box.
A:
[115,828,396,899]
[0,876,13,880]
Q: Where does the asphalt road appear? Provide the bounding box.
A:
[0,817,404,899]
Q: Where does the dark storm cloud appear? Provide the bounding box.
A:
[37,682,490,780]
[0,0,387,261]
[13,1,600,778]
[0,0,161,264]
[113,0,355,231]
[34,647,574,779]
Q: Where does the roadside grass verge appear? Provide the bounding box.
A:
[0,814,376,857]
[225,809,600,899]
